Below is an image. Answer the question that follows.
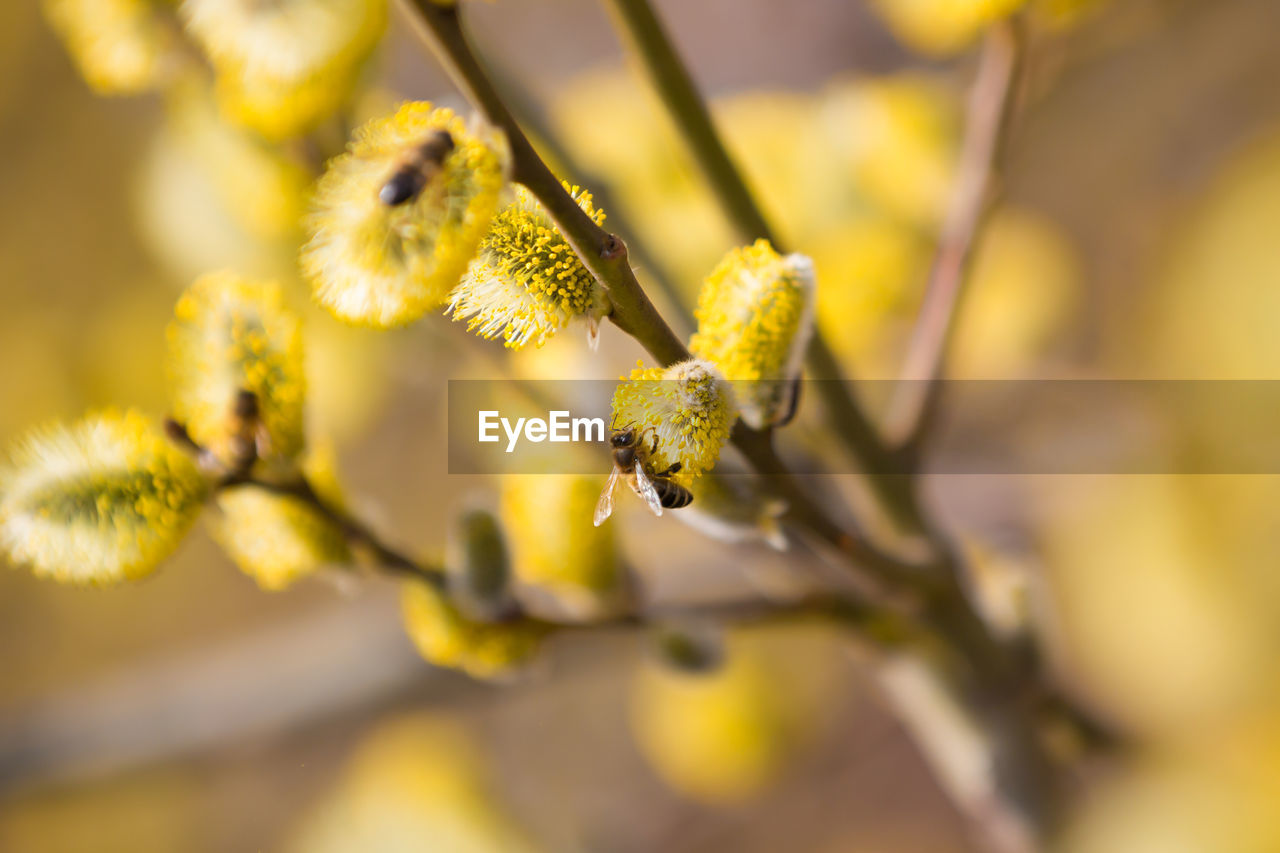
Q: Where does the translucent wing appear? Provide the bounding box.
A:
[632,461,664,517]
[594,466,621,526]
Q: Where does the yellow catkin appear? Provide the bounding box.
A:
[302,102,508,328]
[611,359,736,485]
[401,578,546,679]
[689,240,815,429]
[448,184,608,349]
[43,0,174,95]
[868,0,1029,56]
[166,271,306,465]
[181,0,387,139]
[629,629,836,804]
[500,475,628,618]
[0,410,207,584]
[287,715,539,853]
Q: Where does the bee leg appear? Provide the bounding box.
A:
[653,461,682,478]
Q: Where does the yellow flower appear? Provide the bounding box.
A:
[448,184,609,350]
[287,715,539,853]
[629,628,839,804]
[181,0,387,139]
[869,0,1029,56]
[210,444,350,590]
[951,206,1080,377]
[820,75,959,226]
[211,487,350,590]
[167,271,307,465]
[808,216,931,377]
[715,91,846,244]
[0,410,207,584]
[302,102,508,328]
[500,475,629,619]
[135,87,305,285]
[611,359,737,484]
[401,578,546,679]
[43,0,175,95]
[689,240,815,430]
[168,83,312,241]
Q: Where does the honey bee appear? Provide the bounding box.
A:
[594,426,694,526]
[378,129,455,206]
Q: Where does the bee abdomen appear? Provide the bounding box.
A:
[379,169,427,206]
[657,482,694,510]
[379,131,455,206]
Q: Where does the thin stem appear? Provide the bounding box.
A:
[217,473,441,586]
[885,21,1026,454]
[600,0,777,244]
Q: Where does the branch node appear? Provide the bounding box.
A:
[600,232,626,260]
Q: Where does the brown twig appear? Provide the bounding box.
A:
[164,396,910,640]
[885,20,1027,457]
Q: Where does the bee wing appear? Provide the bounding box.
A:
[632,461,664,518]
[594,466,621,527]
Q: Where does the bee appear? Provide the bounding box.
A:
[378,129,455,206]
[594,425,694,527]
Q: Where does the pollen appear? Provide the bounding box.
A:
[611,359,737,484]
[166,271,307,466]
[689,240,815,429]
[0,410,208,585]
[302,102,508,328]
[448,184,608,349]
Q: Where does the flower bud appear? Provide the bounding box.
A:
[288,715,538,852]
[448,185,608,350]
[689,240,815,429]
[401,578,546,680]
[610,359,737,483]
[181,0,387,139]
[677,474,788,551]
[43,0,176,95]
[211,487,350,590]
[445,508,514,620]
[0,410,207,584]
[166,271,306,466]
[500,475,629,620]
[629,628,837,804]
[302,102,507,328]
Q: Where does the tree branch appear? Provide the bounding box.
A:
[885,21,1026,455]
